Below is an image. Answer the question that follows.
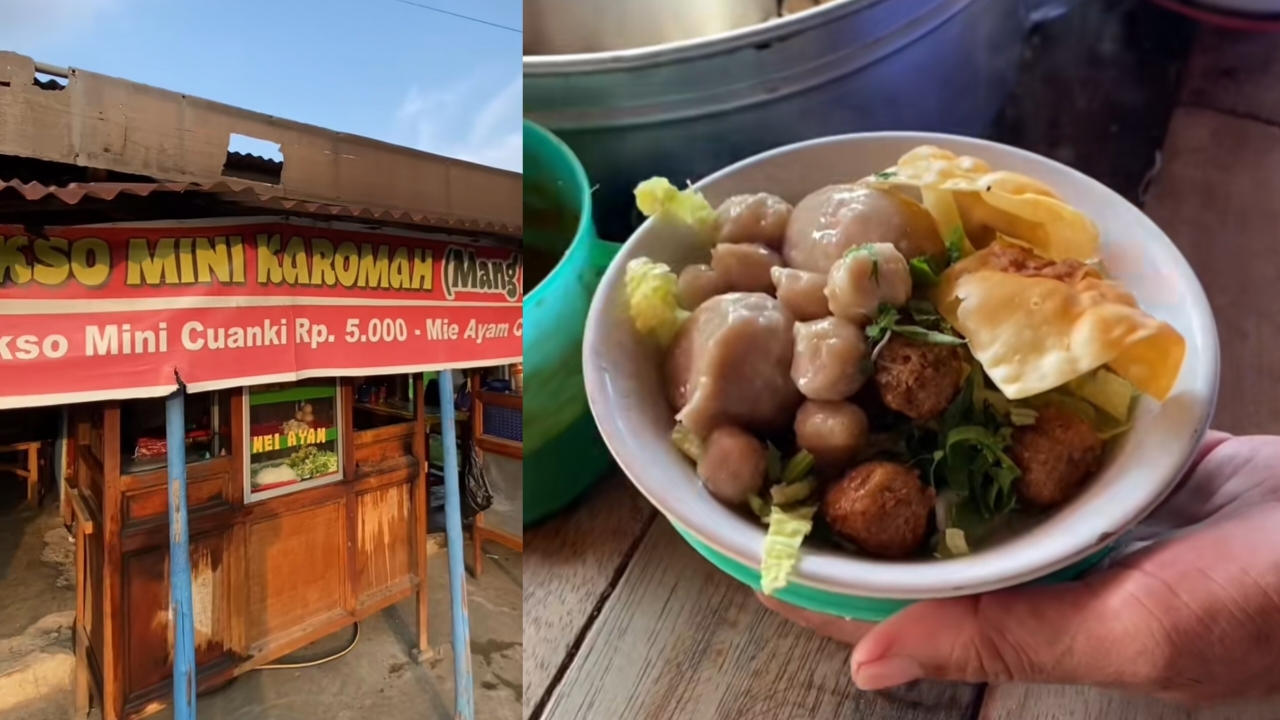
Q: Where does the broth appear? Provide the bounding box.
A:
[524,247,564,293]
[524,181,580,292]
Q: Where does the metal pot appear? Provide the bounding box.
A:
[524,0,1068,240]
[525,0,777,55]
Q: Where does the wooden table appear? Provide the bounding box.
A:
[525,471,1280,720]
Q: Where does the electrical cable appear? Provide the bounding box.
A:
[254,622,360,670]
[387,0,521,33]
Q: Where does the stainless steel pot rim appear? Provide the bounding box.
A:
[524,0,914,74]
[527,0,974,130]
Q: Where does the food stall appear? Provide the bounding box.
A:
[0,216,523,720]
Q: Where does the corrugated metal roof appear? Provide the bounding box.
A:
[0,178,523,236]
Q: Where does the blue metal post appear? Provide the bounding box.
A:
[436,369,474,720]
[166,388,197,720]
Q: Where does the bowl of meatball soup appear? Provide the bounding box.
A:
[583,132,1218,620]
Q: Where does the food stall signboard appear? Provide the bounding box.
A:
[0,218,524,408]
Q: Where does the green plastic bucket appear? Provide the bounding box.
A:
[674,523,1114,621]
[523,120,622,526]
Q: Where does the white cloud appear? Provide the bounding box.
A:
[395,73,522,173]
[0,0,128,47]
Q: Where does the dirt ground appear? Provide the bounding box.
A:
[0,484,522,720]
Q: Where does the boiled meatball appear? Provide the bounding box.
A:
[665,292,803,438]
[822,461,936,559]
[678,264,727,310]
[716,193,792,250]
[710,243,781,295]
[791,317,870,401]
[1009,405,1104,508]
[697,426,768,505]
[771,267,830,321]
[794,400,869,472]
[784,184,944,273]
[825,243,912,324]
[872,334,966,420]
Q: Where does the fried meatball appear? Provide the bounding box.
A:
[710,243,782,294]
[794,400,869,472]
[677,264,727,310]
[771,267,830,321]
[716,193,792,250]
[825,243,912,324]
[791,317,871,401]
[697,426,768,505]
[784,184,945,273]
[822,461,936,559]
[873,334,966,420]
[1009,405,1104,508]
[665,292,803,438]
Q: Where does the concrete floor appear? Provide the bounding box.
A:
[0,491,75,636]
[0,484,522,720]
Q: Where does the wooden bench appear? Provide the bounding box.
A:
[0,439,42,507]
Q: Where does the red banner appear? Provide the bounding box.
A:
[0,218,523,408]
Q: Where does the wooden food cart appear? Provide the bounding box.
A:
[8,218,523,720]
[0,52,522,720]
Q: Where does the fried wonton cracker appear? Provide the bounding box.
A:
[932,245,1185,401]
[868,146,1101,262]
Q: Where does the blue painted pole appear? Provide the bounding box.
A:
[436,369,474,720]
[166,387,197,720]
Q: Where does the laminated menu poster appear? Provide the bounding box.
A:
[0,217,523,408]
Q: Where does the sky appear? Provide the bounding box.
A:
[0,0,523,173]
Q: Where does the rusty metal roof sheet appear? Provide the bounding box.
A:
[0,178,523,237]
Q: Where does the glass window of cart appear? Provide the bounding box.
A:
[120,391,231,476]
[352,374,415,431]
[245,379,342,499]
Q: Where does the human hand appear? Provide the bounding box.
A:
[759,431,1280,704]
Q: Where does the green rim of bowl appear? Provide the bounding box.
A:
[673,524,1113,622]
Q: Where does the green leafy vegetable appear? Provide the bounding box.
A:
[633,177,718,234]
[1068,368,1137,422]
[942,527,971,557]
[760,504,818,595]
[285,446,338,480]
[906,298,944,326]
[771,478,817,506]
[873,170,898,181]
[844,244,880,284]
[1025,391,1097,426]
[911,362,1023,523]
[909,256,942,287]
[945,226,966,265]
[671,423,703,462]
[781,450,815,485]
[748,494,772,522]
[892,325,967,346]
[1008,406,1039,427]
[865,304,900,346]
[942,425,1020,517]
[765,443,783,483]
[865,302,966,349]
[624,257,689,346]
[1098,416,1135,440]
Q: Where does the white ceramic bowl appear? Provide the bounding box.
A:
[584,133,1219,601]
